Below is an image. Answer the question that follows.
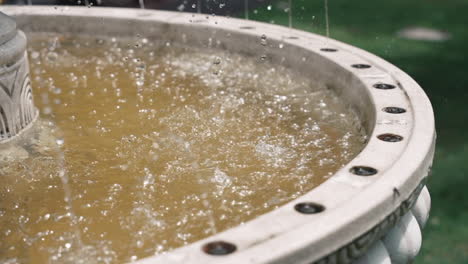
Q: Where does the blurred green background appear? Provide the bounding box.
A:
[247,0,468,263]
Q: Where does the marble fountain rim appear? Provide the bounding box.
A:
[1,6,436,264]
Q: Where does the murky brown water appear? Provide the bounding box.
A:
[0,33,366,263]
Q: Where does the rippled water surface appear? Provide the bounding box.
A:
[0,33,367,263]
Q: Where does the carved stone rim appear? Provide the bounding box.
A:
[2,6,436,264]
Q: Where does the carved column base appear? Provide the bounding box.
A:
[0,12,38,143]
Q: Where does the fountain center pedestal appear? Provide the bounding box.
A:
[0,12,37,143]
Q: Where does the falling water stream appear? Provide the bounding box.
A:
[324,0,330,38]
[197,0,201,13]
[244,0,249,20]
[288,0,293,28]
[56,145,85,256]
[139,0,145,9]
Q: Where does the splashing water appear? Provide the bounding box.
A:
[56,142,85,260]
[245,0,249,20]
[0,33,367,263]
[289,0,293,28]
[325,0,330,38]
[197,0,202,13]
[139,0,145,9]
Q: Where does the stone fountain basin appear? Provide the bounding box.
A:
[2,6,435,264]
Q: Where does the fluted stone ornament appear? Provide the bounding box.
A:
[0,12,37,143]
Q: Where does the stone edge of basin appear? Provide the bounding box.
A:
[0,6,436,264]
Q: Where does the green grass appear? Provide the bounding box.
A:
[246,0,468,263]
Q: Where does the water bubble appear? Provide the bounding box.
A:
[136,240,144,248]
[46,52,58,61]
[30,51,40,60]
[43,213,51,221]
[42,106,52,115]
[136,79,144,86]
[177,4,185,11]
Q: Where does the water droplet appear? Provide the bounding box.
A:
[43,106,52,115]
[31,51,40,60]
[136,240,144,248]
[46,52,58,61]
[56,139,64,146]
[136,79,144,86]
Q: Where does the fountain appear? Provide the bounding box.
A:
[0,12,37,142]
[0,5,435,264]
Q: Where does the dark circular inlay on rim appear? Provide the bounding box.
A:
[350,166,378,176]
[378,134,404,142]
[373,83,396,90]
[383,107,406,114]
[352,64,372,69]
[203,241,237,256]
[294,202,325,214]
[320,48,338,52]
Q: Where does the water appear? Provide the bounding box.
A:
[197,0,202,13]
[139,0,145,9]
[0,33,367,263]
[245,0,249,20]
[56,147,84,254]
[325,0,330,38]
[289,0,293,28]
